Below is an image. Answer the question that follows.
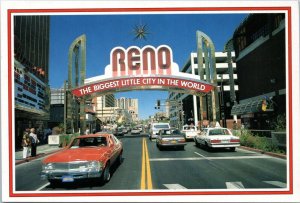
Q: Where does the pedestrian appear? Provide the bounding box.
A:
[22,128,31,161]
[29,128,39,157]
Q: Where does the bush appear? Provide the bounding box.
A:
[52,126,62,135]
[239,130,255,148]
[239,130,283,153]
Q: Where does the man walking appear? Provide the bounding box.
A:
[29,128,39,157]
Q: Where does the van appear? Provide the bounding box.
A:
[149,123,170,140]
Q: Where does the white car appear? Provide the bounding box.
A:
[131,128,141,134]
[182,125,199,139]
[149,123,170,140]
[194,127,240,151]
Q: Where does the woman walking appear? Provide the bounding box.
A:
[22,128,31,161]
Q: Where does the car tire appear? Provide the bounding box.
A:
[157,144,163,151]
[205,142,211,151]
[117,152,123,165]
[229,147,236,152]
[101,162,111,183]
[195,139,200,147]
[49,180,59,188]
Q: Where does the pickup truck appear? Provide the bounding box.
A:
[182,125,199,140]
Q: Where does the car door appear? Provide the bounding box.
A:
[110,135,122,163]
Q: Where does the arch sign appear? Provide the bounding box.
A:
[71,45,215,97]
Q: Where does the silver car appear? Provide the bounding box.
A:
[156,129,186,150]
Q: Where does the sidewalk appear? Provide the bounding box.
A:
[15,144,63,165]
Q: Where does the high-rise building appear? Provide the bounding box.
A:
[168,51,238,128]
[115,97,139,122]
[14,16,50,148]
[49,88,65,128]
[231,13,286,130]
[95,94,117,123]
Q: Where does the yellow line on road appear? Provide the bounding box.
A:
[145,139,153,189]
[140,138,153,190]
[140,138,146,189]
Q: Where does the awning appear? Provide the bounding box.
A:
[231,98,273,115]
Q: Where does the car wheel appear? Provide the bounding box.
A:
[229,147,236,152]
[205,142,211,151]
[49,180,59,188]
[101,162,111,183]
[157,144,163,151]
[195,139,200,147]
[117,152,123,165]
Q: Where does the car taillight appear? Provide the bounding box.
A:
[210,139,221,143]
[230,139,240,143]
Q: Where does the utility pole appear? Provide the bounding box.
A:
[63,80,67,134]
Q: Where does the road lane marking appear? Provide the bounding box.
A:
[140,138,146,189]
[145,139,153,189]
[194,152,210,160]
[150,155,272,162]
[163,184,187,190]
[36,183,50,191]
[264,181,287,188]
[226,182,245,189]
[140,138,153,190]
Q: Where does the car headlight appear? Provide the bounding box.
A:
[87,161,103,172]
[42,163,55,171]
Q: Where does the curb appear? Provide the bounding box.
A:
[15,148,63,165]
[240,146,286,159]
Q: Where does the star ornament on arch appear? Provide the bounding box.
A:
[132,23,150,41]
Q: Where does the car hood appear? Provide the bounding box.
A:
[42,147,109,163]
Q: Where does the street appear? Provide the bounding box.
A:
[15,133,287,191]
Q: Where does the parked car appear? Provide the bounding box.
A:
[41,134,123,186]
[156,129,186,150]
[149,122,170,140]
[182,125,199,140]
[131,127,141,134]
[194,127,240,151]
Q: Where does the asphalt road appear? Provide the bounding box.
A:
[15,133,287,191]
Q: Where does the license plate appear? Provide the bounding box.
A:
[171,140,177,144]
[222,140,229,143]
[62,175,74,182]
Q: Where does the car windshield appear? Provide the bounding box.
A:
[208,129,231,136]
[70,137,107,148]
[160,129,181,136]
[154,124,169,129]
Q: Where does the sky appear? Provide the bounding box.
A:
[49,13,248,120]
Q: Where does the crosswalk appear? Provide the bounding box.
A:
[162,181,287,190]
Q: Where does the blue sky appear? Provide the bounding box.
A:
[49,13,248,119]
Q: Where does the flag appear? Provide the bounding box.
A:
[262,99,267,111]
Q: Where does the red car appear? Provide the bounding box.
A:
[41,134,123,185]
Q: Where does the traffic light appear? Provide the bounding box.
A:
[157,100,160,109]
